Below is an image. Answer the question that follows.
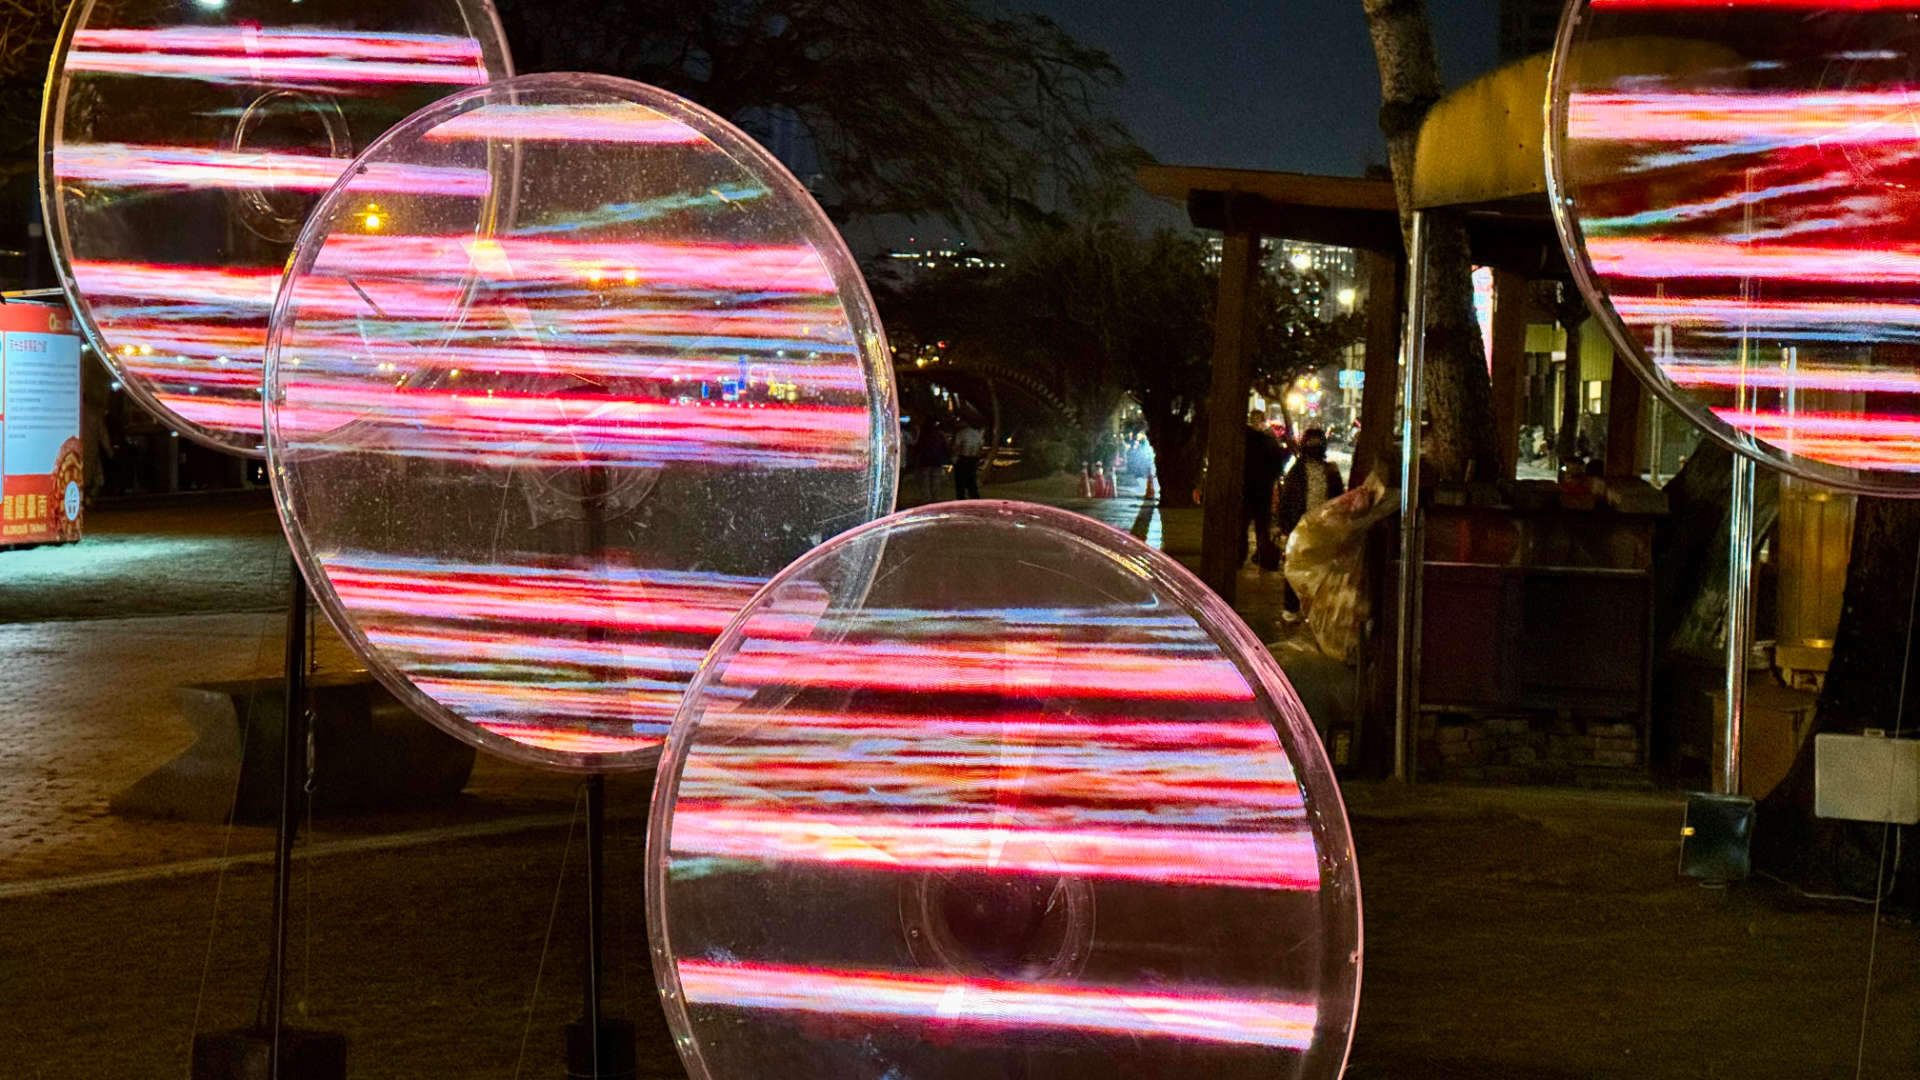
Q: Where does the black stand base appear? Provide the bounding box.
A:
[191,1028,348,1080]
[565,1018,637,1080]
[1681,792,1756,882]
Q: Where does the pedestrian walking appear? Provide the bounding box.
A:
[1242,411,1288,570]
[952,417,985,499]
[906,418,950,504]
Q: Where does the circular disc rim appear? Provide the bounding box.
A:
[37,0,515,459]
[644,498,1362,1078]
[266,71,899,772]
[1544,0,1920,497]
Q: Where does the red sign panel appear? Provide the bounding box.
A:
[0,303,83,546]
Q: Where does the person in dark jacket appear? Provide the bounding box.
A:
[1279,427,1345,535]
[1241,411,1289,570]
[1278,427,1345,613]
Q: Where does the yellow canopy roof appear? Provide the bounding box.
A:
[1412,37,1743,211]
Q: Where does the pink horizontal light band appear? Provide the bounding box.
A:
[311,235,839,294]
[720,640,1256,700]
[422,105,706,143]
[72,28,487,61]
[674,960,1319,1050]
[1592,0,1920,8]
[1569,90,1920,144]
[694,710,1292,750]
[1589,238,1920,285]
[669,805,1320,889]
[55,144,489,195]
[64,52,488,85]
[1663,363,1920,394]
[65,28,488,85]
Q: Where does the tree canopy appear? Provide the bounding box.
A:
[496,0,1145,227]
[0,0,65,167]
[880,224,1361,498]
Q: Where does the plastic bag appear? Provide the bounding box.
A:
[1283,472,1397,664]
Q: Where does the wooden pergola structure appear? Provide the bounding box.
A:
[1138,44,1674,605]
[1136,165,1406,603]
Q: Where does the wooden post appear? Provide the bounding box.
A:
[1605,352,1643,478]
[1200,230,1263,602]
[1489,268,1528,481]
[1351,250,1403,489]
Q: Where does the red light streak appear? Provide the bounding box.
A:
[1569,89,1920,145]
[673,960,1319,1050]
[65,28,490,85]
[670,807,1317,890]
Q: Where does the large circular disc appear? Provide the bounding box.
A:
[41,0,513,456]
[648,501,1360,1080]
[265,73,898,770]
[1549,1,1920,493]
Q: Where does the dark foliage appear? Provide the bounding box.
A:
[495,0,1146,227]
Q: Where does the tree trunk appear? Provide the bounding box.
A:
[1360,0,1498,481]
[1755,497,1919,908]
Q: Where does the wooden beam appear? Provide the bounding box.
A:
[1186,191,1404,255]
[1606,354,1644,478]
[1351,251,1404,489]
[1489,268,1529,480]
[1139,163,1399,213]
[1200,231,1263,602]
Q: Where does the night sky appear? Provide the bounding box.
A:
[846,1,1508,250]
[1021,0,1506,176]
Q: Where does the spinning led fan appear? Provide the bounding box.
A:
[264,74,898,770]
[1550,0,1920,493]
[41,0,513,454]
[648,502,1361,1080]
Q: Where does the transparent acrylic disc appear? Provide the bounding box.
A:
[41,0,512,455]
[266,74,898,770]
[1550,1,1920,493]
[648,502,1360,1080]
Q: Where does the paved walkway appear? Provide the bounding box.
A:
[3,485,1915,1080]
[0,474,1304,888]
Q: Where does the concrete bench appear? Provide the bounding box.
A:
[111,672,475,824]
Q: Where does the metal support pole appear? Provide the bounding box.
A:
[1393,212,1430,784]
[269,554,309,1079]
[583,774,606,1079]
[1722,452,1755,795]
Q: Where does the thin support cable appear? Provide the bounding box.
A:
[1852,525,1920,1080]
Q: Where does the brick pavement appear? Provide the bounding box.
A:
[0,610,580,885]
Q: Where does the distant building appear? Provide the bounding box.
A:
[1499,0,1565,63]
[880,241,1005,282]
[1204,236,1362,321]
